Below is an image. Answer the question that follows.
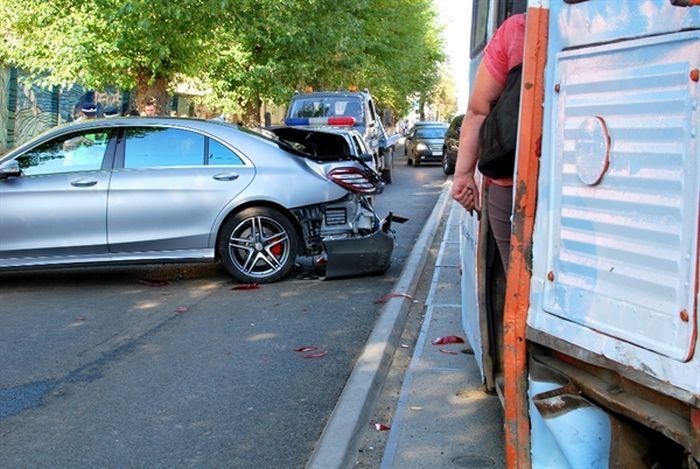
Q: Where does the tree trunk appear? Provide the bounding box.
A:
[241,97,262,127]
[135,73,170,116]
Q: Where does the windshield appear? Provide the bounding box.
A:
[288,97,365,123]
[415,127,446,139]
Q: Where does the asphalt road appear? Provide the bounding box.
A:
[0,150,448,468]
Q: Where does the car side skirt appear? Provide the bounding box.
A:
[0,249,214,269]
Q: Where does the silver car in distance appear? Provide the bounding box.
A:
[0,118,394,283]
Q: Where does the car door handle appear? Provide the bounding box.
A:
[213,172,239,181]
[70,178,98,187]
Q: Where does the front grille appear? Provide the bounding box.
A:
[324,208,347,226]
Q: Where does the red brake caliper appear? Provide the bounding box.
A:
[270,235,284,257]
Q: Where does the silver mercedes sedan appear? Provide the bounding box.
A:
[0,118,394,283]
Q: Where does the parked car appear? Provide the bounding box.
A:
[404,123,448,166]
[0,117,394,283]
[442,114,464,175]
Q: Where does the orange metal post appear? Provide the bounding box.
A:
[503,7,549,469]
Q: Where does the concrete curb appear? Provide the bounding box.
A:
[306,181,454,469]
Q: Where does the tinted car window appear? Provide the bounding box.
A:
[124,127,204,168]
[208,138,244,165]
[415,127,447,139]
[17,130,110,176]
[351,135,368,155]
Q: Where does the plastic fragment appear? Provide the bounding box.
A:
[303,351,328,359]
[410,406,424,411]
[400,343,409,348]
[139,278,168,287]
[231,283,260,290]
[174,306,189,314]
[374,292,412,304]
[439,348,459,355]
[374,423,391,431]
[431,335,465,345]
[294,346,319,353]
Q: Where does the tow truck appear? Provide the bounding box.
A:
[284,90,399,183]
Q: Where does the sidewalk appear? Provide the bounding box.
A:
[380,195,505,468]
[307,183,505,469]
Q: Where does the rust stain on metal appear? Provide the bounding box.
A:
[503,8,549,468]
[534,394,588,418]
[680,309,689,322]
[547,271,554,282]
[524,81,534,90]
[691,69,699,82]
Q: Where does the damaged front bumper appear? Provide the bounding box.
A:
[322,214,395,279]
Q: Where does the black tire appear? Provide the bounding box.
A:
[442,151,455,175]
[406,153,413,166]
[218,207,298,283]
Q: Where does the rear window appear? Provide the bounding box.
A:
[288,97,365,123]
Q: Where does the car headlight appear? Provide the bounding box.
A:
[416,142,429,152]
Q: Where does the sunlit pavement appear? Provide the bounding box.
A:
[380,197,505,468]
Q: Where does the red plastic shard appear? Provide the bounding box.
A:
[139,278,168,287]
[231,283,260,290]
[431,335,465,345]
[294,346,319,353]
[303,351,328,359]
[174,306,189,314]
[439,348,459,355]
[374,423,391,431]
[373,292,412,304]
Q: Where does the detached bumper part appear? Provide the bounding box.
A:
[323,227,394,279]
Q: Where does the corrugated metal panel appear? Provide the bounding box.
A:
[542,31,699,362]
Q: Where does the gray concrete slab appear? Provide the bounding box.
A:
[381,199,505,469]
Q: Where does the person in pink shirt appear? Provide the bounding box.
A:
[452,13,525,272]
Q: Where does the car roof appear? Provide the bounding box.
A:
[0,117,262,161]
[413,121,446,127]
[291,91,367,100]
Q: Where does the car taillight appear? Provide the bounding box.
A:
[328,167,377,194]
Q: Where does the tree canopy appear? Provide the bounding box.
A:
[1,0,448,119]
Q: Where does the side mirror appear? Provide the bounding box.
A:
[0,159,21,179]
